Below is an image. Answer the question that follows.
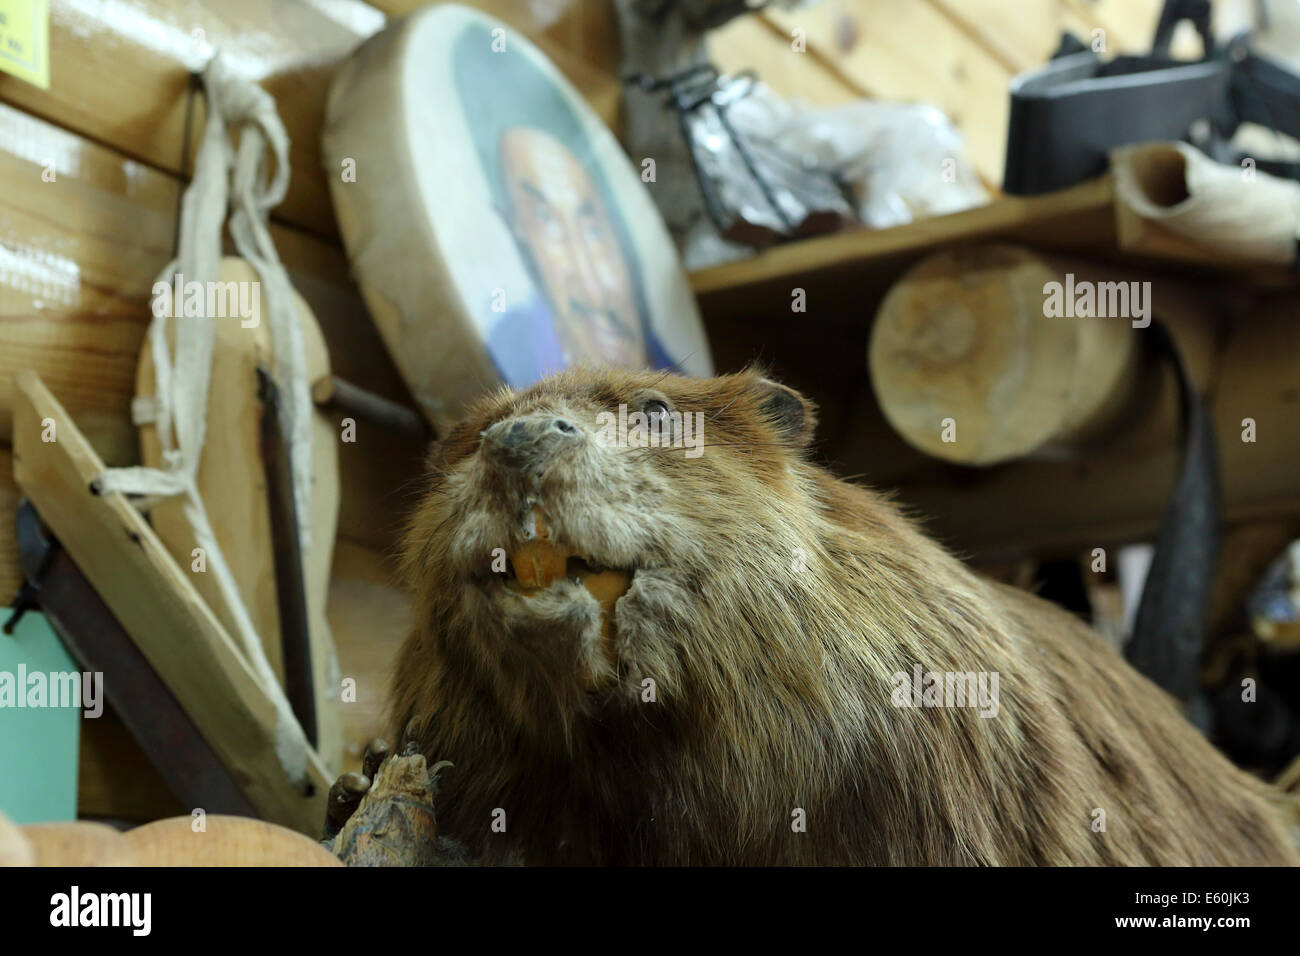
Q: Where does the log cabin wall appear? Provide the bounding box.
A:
[0,0,1284,818]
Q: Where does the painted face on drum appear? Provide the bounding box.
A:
[498,127,645,368]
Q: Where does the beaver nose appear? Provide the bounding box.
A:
[482,415,581,470]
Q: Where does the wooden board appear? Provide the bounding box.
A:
[691,176,1119,315]
[760,1,1014,184]
[690,174,1297,323]
[928,0,1101,72]
[78,536,420,818]
[0,0,385,239]
[709,15,867,106]
[12,371,331,834]
[0,1,623,244]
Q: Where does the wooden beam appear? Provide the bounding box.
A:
[760,0,1014,184]
[12,371,331,834]
[0,0,386,239]
[690,176,1119,313]
[0,1,621,245]
[708,14,865,105]
[926,0,1101,73]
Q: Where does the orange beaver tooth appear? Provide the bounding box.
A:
[582,568,633,665]
[510,540,568,588]
[510,509,569,589]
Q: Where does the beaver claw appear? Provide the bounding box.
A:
[322,720,458,866]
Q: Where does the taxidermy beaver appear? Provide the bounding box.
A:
[376,367,1298,865]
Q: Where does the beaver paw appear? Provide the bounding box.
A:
[322,718,458,866]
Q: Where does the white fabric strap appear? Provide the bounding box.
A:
[94,53,312,785]
[218,52,314,548]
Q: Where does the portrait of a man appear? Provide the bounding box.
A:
[453,22,676,387]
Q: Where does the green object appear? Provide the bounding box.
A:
[0,610,82,823]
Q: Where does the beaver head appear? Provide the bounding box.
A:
[396,367,824,737]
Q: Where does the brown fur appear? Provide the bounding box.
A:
[390,367,1299,865]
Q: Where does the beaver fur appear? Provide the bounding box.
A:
[389,367,1299,865]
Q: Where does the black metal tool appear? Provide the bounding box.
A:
[1004,0,1300,194]
[257,365,318,748]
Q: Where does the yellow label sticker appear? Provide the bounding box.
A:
[0,0,49,90]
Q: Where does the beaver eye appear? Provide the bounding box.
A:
[642,399,670,418]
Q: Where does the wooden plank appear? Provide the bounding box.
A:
[0,0,386,239]
[761,0,1014,184]
[690,173,1296,324]
[0,101,173,467]
[12,371,331,834]
[372,0,623,75]
[691,176,1118,310]
[928,0,1101,72]
[708,14,864,105]
[79,536,417,820]
[0,1,622,244]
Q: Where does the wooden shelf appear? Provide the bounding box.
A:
[688,176,1296,324]
[691,177,1114,295]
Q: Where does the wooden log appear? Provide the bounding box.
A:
[12,371,330,833]
[886,288,1300,559]
[868,244,1144,465]
[124,815,342,866]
